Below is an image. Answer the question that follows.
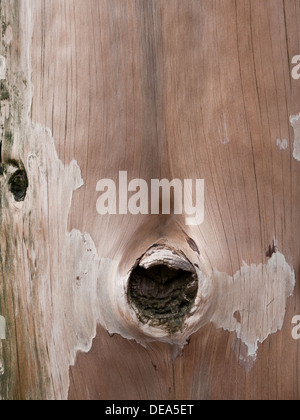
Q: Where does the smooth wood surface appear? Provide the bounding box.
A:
[1,0,300,400]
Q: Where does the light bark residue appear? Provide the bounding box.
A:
[211,252,295,358]
[290,113,300,161]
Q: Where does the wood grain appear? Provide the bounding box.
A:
[1,0,300,400]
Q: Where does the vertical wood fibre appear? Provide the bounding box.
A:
[0,0,299,400]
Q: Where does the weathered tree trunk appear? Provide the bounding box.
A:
[0,0,300,400]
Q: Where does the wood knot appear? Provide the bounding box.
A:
[9,168,28,202]
[0,153,28,203]
[127,245,198,334]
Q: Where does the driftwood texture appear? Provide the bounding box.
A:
[0,0,299,400]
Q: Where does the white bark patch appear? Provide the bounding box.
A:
[0,56,6,80]
[290,113,300,161]
[276,138,288,151]
[211,252,295,358]
[0,317,5,340]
